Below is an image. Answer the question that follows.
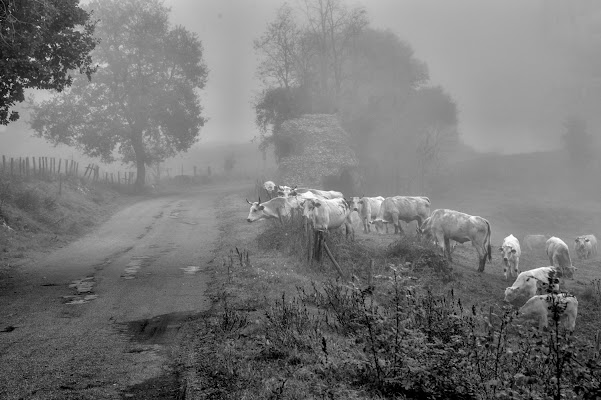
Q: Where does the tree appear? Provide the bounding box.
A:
[29,0,207,188]
[0,0,97,125]
[561,116,594,169]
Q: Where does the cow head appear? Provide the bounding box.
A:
[246,197,265,222]
[499,244,517,263]
[347,196,362,212]
[277,185,295,197]
[263,181,276,193]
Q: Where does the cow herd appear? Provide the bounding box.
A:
[246,180,595,331]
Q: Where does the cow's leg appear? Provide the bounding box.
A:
[363,217,369,233]
[392,214,400,234]
[475,243,486,272]
[503,260,509,280]
[444,237,453,262]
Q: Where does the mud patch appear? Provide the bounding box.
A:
[123,312,198,345]
[120,370,185,400]
[121,256,153,280]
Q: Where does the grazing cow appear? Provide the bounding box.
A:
[348,196,386,233]
[372,196,431,234]
[418,209,491,272]
[519,293,578,331]
[504,266,560,305]
[302,198,354,239]
[246,197,292,223]
[523,234,550,251]
[546,237,576,279]
[291,187,343,200]
[500,234,521,280]
[574,234,598,260]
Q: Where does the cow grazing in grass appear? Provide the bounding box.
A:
[574,234,598,260]
[348,196,386,233]
[372,196,431,234]
[302,198,354,239]
[519,293,578,331]
[500,234,521,280]
[546,237,576,279]
[418,209,491,272]
[504,266,560,305]
[523,234,550,251]
[246,197,292,223]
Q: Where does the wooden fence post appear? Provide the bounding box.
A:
[57,159,62,175]
[26,157,29,177]
[10,157,14,176]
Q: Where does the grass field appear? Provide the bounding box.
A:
[177,150,601,399]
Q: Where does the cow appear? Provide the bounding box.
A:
[246,197,292,223]
[518,293,578,331]
[500,234,521,280]
[278,185,343,200]
[348,196,386,233]
[302,197,354,239]
[504,266,560,305]
[546,237,576,279]
[418,209,491,272]
[372,196,431,234]
[523,234,550,251]
[574,234,598,260]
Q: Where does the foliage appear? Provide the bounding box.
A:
[29,0,208,188]
[561,116,594,169]
[254,2,459,193]
[0,0,98,125]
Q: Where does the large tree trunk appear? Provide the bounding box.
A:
[131,130,146,190]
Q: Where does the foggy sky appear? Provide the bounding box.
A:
[1,0,593,155]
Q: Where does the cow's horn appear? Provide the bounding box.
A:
[258,196,261,204]
[246,198,252,205]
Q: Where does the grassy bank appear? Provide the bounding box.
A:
[177,181,601,399]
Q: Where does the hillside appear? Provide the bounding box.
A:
[430,150,601,243]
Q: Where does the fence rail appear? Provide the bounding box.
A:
[0,154,136,186]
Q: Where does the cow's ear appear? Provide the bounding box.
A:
[585,238,590,242]
[511,249,517,253]
[314,202,322,208]
[258,205,265,210]
[358,200,364,204]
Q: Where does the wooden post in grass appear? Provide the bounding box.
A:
[26,157,30,177]
[322,240,346,280]
[57,159,61,175]
[10,158,14,176]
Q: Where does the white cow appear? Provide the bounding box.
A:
[372,196,431,234]
[418,209,491,272]
[278,186,343,200]
[302,198,354,239]
[348,196,386,233]
[546,237,576,279]
[504,266,560,305]
[246,197,292,223]
[500,234,521,280]
[523,234,550,251]
[574,234,598,260]
[519,293,578,331]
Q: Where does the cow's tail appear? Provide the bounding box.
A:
[486,220,492,262]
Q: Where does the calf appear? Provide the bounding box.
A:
[418,209,491,272]
[504,266,560,305]
[519,293,578,331]
[574,234,598,260]
[546,237,576,278]
[500,234,521,280]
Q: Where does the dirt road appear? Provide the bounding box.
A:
[0,183,247,399]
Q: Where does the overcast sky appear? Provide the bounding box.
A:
[0,0,586,154]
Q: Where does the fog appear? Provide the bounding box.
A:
[2,0,600,159]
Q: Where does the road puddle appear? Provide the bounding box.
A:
[121,256,153,279]
[64,277,97,304]
[180,266,201,274]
